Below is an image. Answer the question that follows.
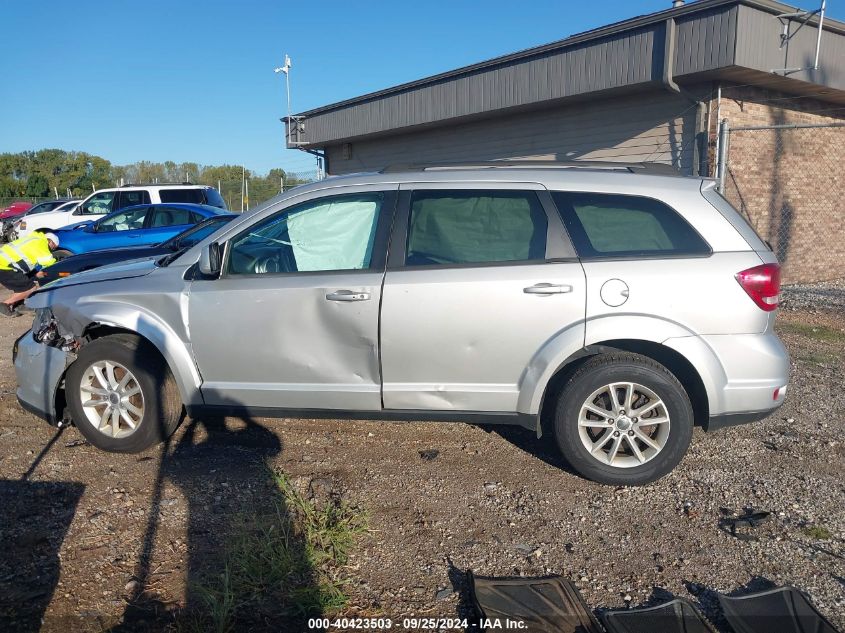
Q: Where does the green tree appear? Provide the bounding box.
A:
[25,174,49,197]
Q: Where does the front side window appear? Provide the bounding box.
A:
[228,193,382,275]
[551,192,710,259]
[405,190,547,266]
[97,206,149,232]
[79,191,116,215]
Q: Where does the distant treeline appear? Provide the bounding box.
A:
[0,149,314,208]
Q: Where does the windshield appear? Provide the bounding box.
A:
[156,216,235,267]
[162,216,234,249]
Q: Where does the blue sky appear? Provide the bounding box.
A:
[1,0,842,176]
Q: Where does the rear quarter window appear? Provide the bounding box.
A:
[551,192,710,259]
[159,189,205,204]
[203,188,227,209]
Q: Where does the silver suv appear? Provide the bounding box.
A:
[13,163,789,485]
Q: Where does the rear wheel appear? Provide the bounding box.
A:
[65,335,183,452]
[554,352,693,485]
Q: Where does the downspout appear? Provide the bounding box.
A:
[662,17,706,176]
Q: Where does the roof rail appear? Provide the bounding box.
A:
[119,182,202,187]
[380,160,682,175]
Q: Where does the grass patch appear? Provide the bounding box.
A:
[181,471,368,633]
[802,525,833,540]
[797,352,838,366]
[777,321,845,344]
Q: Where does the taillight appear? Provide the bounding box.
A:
[736,263,780,311]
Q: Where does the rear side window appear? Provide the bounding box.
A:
[116,190,151,211]
[149,206,201,227]
[405,190,547,266]
[551,192,710,259]
[159,189,205,204]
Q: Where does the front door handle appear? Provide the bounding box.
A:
[326,290,371,302]
[523,283,573,295]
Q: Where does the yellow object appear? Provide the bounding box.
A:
[0,233,56,273]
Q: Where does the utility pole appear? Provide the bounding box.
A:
[240,166,245,212]
[274,55,292,147]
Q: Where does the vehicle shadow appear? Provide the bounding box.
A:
[479,424,581,479]
[0,478,85,632]
[109,379,320,631]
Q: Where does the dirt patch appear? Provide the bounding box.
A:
[0,310,843,631]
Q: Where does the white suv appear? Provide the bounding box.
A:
[16,184,226,238]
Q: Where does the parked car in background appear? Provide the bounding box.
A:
[0,201,33,217]
[16,184,226,239]
[9,199,81,242]
[41,214,237,283]
[1,199,75,242]
[51,203,229,257]
[15,163,789,485]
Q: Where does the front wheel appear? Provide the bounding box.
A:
[554,352,693,485]
[65,335,184,452]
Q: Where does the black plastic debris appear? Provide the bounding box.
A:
[469,572,602,633]
[718,586,842,633]
[718,507,772,540]
[602,598,716,633]
[419,449,440,461]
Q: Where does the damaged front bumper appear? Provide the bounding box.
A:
[13,318,74,425]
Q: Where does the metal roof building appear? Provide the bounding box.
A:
[284,0,845,177]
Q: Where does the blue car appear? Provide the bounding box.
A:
[53,203,229,256]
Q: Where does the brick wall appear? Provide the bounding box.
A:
[711,85,845,284]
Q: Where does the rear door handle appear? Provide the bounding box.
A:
[523,283,573,295]
[326,290,371,302]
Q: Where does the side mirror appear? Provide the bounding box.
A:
[198,242,222,276]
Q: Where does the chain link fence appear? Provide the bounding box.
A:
[0,196,57,210]
[719,122,845,284]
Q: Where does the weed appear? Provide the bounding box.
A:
[777,321,845,344]
[802,525,833,540]
[180,469,368,632]
[797,352,837,365]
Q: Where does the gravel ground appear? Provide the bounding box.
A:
[0,292,843,632]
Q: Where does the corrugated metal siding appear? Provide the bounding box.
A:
[326,91,696,176]
[735,4,845,91]
[674,5,738,75]
[306,25,661,145]
[298,11,742,147]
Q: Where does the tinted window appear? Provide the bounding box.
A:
[551,192,710,258]
[79,191,116,215]
[29,200,68,215]
[116,190,151,211]
[405,191,547,266]
[228,193,382,275]
[98,206,149,232]
[159,189,205,204]
[150,206,199,227]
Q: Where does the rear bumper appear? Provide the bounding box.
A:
[664,331,789,418]
[13,329,69,425]
[705,404,783,432]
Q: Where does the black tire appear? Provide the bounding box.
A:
[554,352,693,486]
[65,335,183,453]
[52,249,73,261]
